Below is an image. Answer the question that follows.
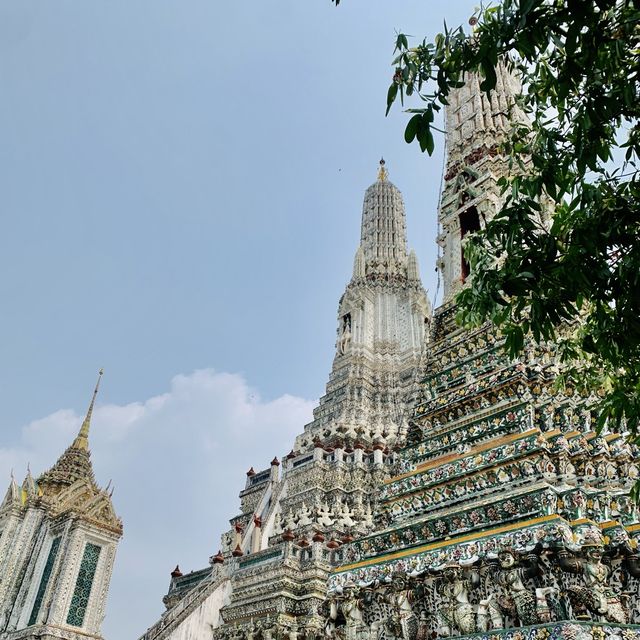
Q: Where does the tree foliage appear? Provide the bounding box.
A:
[337,0,640,479]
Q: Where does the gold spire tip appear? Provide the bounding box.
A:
[377,157,388,182]
[72,369,104,452]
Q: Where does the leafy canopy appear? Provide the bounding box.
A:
[336,0,640,475]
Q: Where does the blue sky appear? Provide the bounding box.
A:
[0,1,473,637]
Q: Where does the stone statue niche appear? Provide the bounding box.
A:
[338,313,352,355]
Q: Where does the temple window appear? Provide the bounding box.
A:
[28,537,61,626]
[66,543,102,628]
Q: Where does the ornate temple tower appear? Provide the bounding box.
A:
[437,60,525,302]
[295,160,431,449]
[327,65,640,640]
[0,372,122,640]
[138,58,640,640]
[138,164,431,640]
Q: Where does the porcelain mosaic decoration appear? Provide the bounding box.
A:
[135,63,640,640]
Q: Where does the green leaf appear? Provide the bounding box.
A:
[404,114,421,143]
[425,127,435,155]
[385,83,398,116]
[479,61,497,92]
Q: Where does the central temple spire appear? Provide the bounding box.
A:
[359,159,408,269]
[295,161,431,449]
[142,162,435,640]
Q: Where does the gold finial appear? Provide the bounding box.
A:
[377,157,388,182]
[72,369,103,452]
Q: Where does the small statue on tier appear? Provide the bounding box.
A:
[298,503,313,527]
[245,620,257,640]
[436,562,479,636]
[317,502,334,528]
[361,502,374,528]
[323,597,344,639]
[284,511,297,531]
[338,315,352,355]
[488,546,557,627]
[557,541,627,624]
[341,585,366,634]
[336,501,357,529]
[324,586,369,640]
[273,512,283,535]
[621,541,640,581]
[385,575,417,640]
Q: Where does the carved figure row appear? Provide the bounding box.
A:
[324,542,640,639]
[274,500,375,534]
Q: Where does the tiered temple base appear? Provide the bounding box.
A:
[326,303,640,640]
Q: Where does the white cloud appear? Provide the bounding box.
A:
[0,369,315,639]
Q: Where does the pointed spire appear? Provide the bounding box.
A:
[1,471,21,509]
[353,246,365,279]
[71,369,103,452]
[37,372,103,491]
[360,159,408,267]
[22,467,37,501]
[377,157,388,182]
